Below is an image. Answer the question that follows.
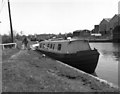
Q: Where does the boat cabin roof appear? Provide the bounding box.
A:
[38,38,91,54]
[40,38,88,43]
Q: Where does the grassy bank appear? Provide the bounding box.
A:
[2,48,120,92]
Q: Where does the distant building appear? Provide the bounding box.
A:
[109,14,120,31]
[110,14,120,42]
[98,14,120,36]
[73,30,90,37]
[99,18,111,35]
[92,25,99,33]
[80,29,90,36]
[73,30,81,36]
[112,25,120,42]
[67,33,73,37]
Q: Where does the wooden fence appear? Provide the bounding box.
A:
[0,43,17,50]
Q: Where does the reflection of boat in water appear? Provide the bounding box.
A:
[35,38,100,73]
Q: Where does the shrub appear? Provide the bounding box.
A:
[2,35,12,44]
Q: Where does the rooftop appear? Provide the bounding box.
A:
[104,18,111,22]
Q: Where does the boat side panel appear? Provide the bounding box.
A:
[39,41,69,54]
[39,40,91,54]
[67,41,91,53]
[36,49,99,73]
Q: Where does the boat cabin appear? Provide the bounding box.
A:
[38,39,91,54]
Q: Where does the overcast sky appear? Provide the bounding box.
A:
[0,0,119,35]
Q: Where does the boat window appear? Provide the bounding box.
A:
[40,43,42,48]
[47,44,49,48]
[53,44,55,49]
[43,44,45,48]
[58,44,62,51]
[50,44,52,49]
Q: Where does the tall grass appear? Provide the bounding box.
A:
[2,35,12,43]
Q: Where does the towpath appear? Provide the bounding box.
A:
[2,49,120,92]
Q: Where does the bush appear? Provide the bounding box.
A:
[2,35,12,44]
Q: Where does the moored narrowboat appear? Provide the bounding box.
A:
[36,38,100,73]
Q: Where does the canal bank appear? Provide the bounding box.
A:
[2,48,119,92]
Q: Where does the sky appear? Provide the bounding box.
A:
[0,0,119,35]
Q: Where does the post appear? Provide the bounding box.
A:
[8,0,14,43]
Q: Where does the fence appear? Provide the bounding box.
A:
[0,43,17,50]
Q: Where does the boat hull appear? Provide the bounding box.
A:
[36,49,99,74]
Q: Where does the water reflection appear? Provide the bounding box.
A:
[90,43,120,61]
[90,43,119,86]
[113,52,120,61]
[112,43,120,61]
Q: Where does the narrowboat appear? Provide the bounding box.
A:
[36,38,100,73]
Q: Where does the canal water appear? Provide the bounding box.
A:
[90,43,119,86]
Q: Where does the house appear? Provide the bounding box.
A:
[73,30,90,37]
[109,14,120,31]
[92,25,99,33]
[110,14,120,42]
[112,25,120,42]
[73,30,81,36]
[99,18,111,35]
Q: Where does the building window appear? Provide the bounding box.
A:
[58,44,62,51]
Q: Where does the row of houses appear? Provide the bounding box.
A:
[72,14,120,37]
[93,14,120,35]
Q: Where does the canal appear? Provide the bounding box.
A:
[90,43,119,87]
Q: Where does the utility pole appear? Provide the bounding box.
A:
[8,0,13,43]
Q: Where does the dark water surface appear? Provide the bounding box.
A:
[90,43,119,86]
